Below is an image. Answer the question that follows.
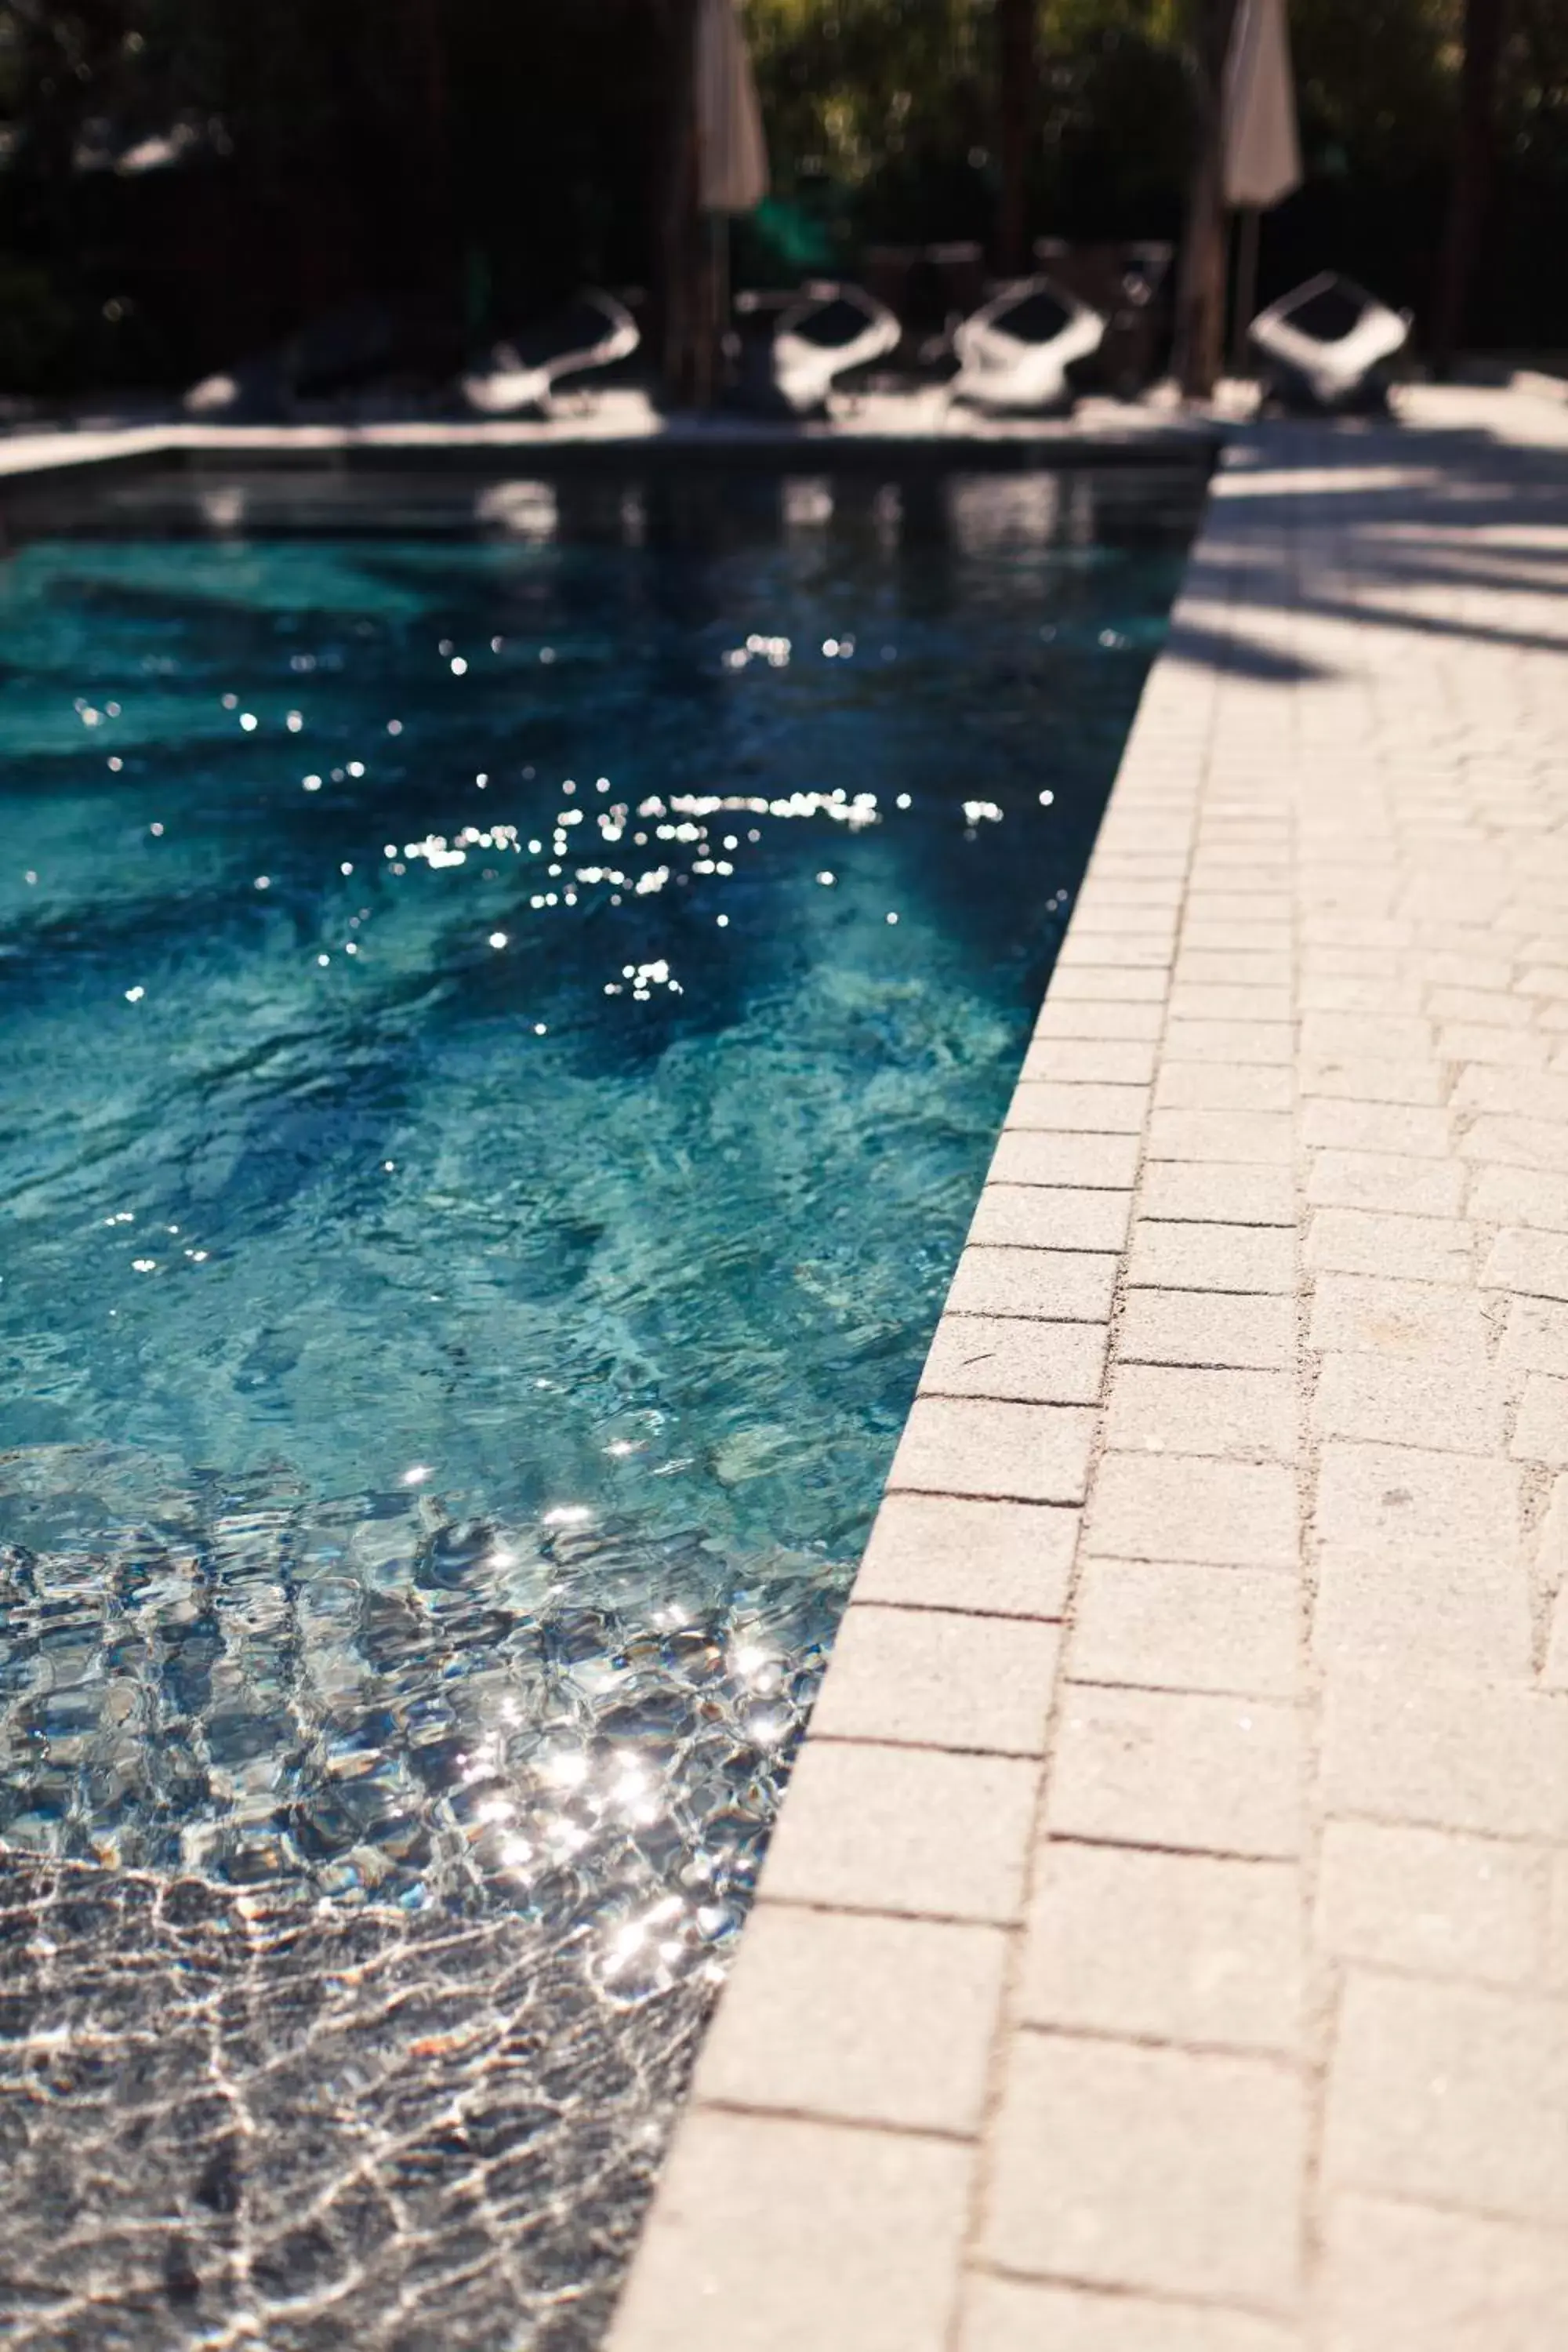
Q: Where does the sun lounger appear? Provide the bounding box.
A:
[864,243,986,376]
[1033,241,1174,397]
[183,302,401,422]
[1248,271,1410,412]
[183,359,288,423]
[766,282,902,416]
[949,275,1107,415]
[461,291,640,418]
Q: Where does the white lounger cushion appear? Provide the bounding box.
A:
[463,292,640,418]
[951,278,1106,414]
[1249,273,1409,408]
[771,286,902,414]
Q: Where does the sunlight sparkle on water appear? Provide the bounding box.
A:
[0,463,1196,2336]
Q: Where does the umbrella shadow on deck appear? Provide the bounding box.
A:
[1171,415,1568,681]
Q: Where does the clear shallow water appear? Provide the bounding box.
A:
[0,464,1198,2346]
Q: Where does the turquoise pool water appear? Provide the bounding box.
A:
[0,463,1198,2346]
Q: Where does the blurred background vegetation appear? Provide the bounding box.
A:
[0,0,1562,397]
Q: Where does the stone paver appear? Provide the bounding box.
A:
[1117,1284,1296,1368]
[810,1604,1060,1753]
[986,1128,1141,1185]
[758,1739,1039,1921]
[1048,1683,1303,1857]
[1069,1557,1299,1696]
[612,387,1568,2352]
[610,2110,971,2352]
[963,2281,1298,2352]
[1311,1352,1505,1452]
[853,1491,1077,1616]
[1308,1272,1490,1363]
[920,1312,1108,1403]
[1083,1453,1298,1566]
[1312,1445,1530,1675]
[888,1395,1095,1503]
[967,1183,1133,1251]
[983,2033,1305,2306]
[1137,1159,1295,1223]
[1104,1363,1296,1459]
[1323,2194,1568,2352]
[694,1905,1007,2133]
[946,1243,1119,1320]
[1325,1972,1568,2227]
[1020,1842,1301,2049]
[1127,1218,1294,1291]
[1315,1820,1548,1986]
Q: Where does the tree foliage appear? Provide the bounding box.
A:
[0,0,1562,393]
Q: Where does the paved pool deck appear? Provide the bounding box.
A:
[608,379,1568,2352]
[7,379,1568,2347]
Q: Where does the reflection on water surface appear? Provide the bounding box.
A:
[0,462,1199,2345]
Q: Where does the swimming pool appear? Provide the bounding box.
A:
[0,461,1200,2346]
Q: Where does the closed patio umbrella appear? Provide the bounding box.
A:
[695,0,768,216]
[1223,0,1302,364]
[674,0,768,405]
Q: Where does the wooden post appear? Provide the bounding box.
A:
[996,0,1036,278]
[1432,0,1508,376]
[657,0,705,405]
[405,0,457,328]
[1231,203,1261,373]
[1173,0,1240,401]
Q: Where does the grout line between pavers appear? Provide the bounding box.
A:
[1063,1671,1301,1699]
[1039,1828,1315,1866]
[975,2257,1298,2328]
[806,1730,1058,1761]
[695,2096,976,2149]
[742,1893,1016,1932]
[841,1595,1069,1623]
[1012,2016,1308,2072]
[1278,469,1331,2352]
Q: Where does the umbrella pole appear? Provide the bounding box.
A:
[659,0,702,408]
[687,212,727,409]
[710,211,730,404]
[1231,205,1261,376]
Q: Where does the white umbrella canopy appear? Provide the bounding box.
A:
[1223,0,1302,212]
[695,0,769,214]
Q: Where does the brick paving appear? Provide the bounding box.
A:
[609,382,1568,2352]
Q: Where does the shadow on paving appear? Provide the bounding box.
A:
[1166,418,1568,684]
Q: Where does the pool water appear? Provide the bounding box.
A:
[0,463,1199,2347]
